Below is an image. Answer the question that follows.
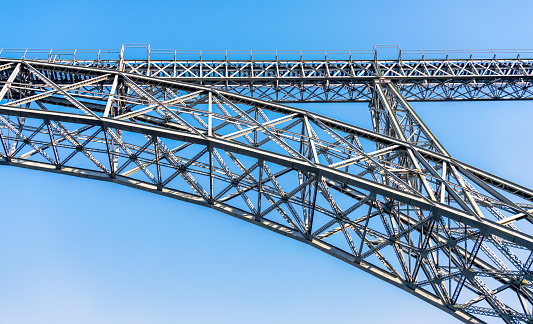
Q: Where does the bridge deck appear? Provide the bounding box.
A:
[2,48,533,102]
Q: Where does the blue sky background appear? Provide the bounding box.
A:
[1,1,533,323]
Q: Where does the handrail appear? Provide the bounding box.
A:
[1,46,533,61]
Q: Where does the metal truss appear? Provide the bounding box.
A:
[1,47,533,102]
[1,56,533,323]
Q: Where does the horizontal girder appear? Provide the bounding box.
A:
[1,48,533,102]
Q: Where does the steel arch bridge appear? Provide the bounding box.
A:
[1,46,533,323]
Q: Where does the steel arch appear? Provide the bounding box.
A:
[1,58,533,323]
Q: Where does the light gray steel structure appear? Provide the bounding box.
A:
[1,46,533,323]
[2,46,532,102]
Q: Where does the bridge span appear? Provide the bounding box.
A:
[2,46,533,102]
[1,47,533,323]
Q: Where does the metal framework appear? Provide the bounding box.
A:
[2,46,533,102]
[1,46,533,323]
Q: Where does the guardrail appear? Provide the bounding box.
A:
[1,44,533,62]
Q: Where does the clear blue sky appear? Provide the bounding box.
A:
[1,1,533,323]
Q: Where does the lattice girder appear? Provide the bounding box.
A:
[2,51,533,102]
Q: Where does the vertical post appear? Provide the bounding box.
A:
[209,143,213,203]
[173,50,176,77]
[102,126,115,177]
[119,44,124,71]
[306,177,319,237]
[147,44,151,76]
[208,91,213,136]
[254,106,258,146]
[255,159,263,221]
[153,135,162,190]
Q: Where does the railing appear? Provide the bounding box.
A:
[1,44,533,62]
